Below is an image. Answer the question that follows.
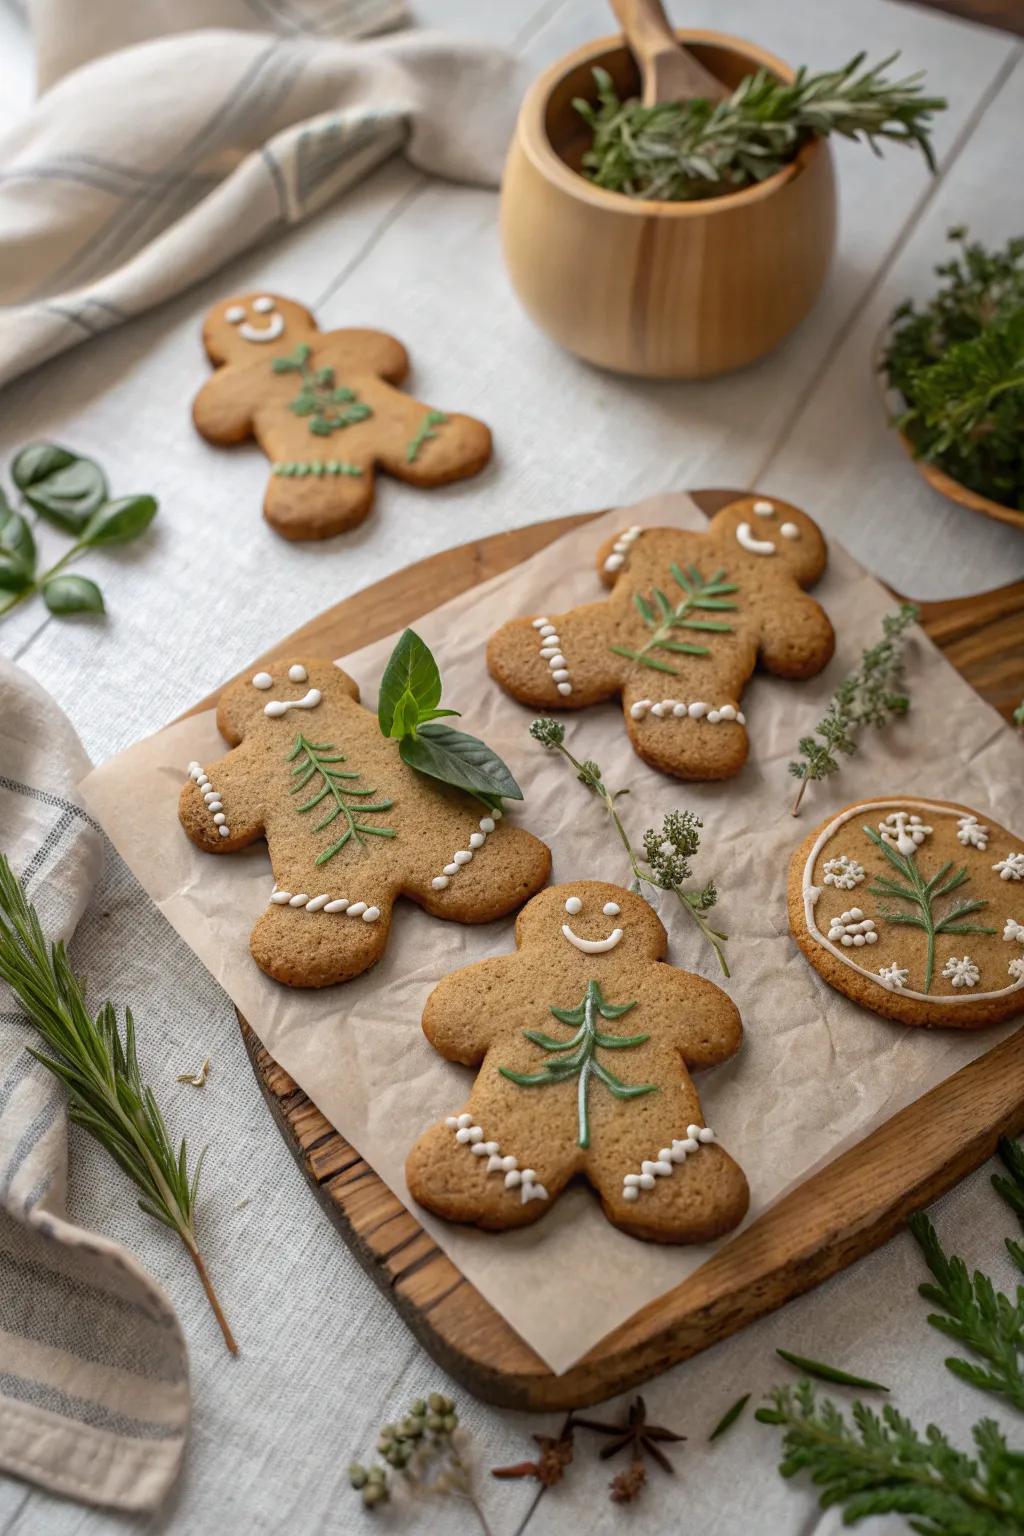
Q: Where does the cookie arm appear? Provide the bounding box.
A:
[192,368,257,445]
[487,603,623,710]
[405,816,551,924]
[178,746,266,852]
[421,955,526,1063]
[755,590,835,680]
[647,968,743,1069]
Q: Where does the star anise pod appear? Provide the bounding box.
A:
[492,1414,575,1486]
[574,1395,685,1482]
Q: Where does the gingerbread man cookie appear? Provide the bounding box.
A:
[406,882,748,1243]
[178,659,550,987]
[486,496,834,781]
[789,795,1024,1029]
[193,293,492,541]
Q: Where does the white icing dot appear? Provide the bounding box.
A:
[720,704,737,721]
[203,790,217,802]
[557,683,572,695]
[753,499,774,515]
[479,818,495,834]
[207,800,222,812]
[672,703,687,717]
[565,896,583,915]
[623,1186,639,1202]
[347,902,367,917]
[213,813,226,825]
[453,850,473,866]
[688,702,708,719]
[780,521,800,539]
[362,907,380,923]
[539,646,559,659]
[531,617,550,628]
[252,672,273,689]
[443,863,459,876]
[707,710,721,724]
[469,832,485,849]
[603,902,620,916]
[288,894,309,907]
[652,703,668,718]
[218,826,230,838]
[737,711,746,725]
[288,664,308,682]
[306,895,329,911]
[252,295,275,313]
[604,553,624,571]
[552,669,570,682]
[270,890,291,905]
[432,876,449,890]
[630,699,652,720]
[225,304,245,324]
[539,625,556,638]
[324,899,349,912]
[548,655,566,671]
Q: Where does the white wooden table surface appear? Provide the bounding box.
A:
[0,2,1022,1534]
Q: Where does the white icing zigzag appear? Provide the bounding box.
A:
[621,1124,716,1203]
[430,810,502,891]
[187,762,230,837]
[531,615,572,697]
[603,525,643,573]
[445,1112,547,1204]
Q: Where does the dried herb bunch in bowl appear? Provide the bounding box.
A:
[881,227,1024,518]
[576,52,945,203]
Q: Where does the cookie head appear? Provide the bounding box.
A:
[202,292,317,364]
[515,881,666,962]
[216,658,359,744]
[711,496,827,586]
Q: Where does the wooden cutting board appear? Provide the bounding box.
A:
[189,490,1024,1411]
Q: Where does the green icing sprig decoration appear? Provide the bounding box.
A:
[406,410,448,464]
[789,603,918,815]
[610,562,737,676]
[0,441,157,624]
[272,343,372,437]
[287,734,395,865]
[864,824,994,993]
[272,460,363,478]
[499,979,655,1148]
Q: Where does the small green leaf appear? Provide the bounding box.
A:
[17,450,107,533]
[81,495,158,547]
[390,689,422,742]
[42,573,105,615]
[0,504,36,576]
[378,629,443,737]
[0,551,33,592]
[708,1393,750,1441]
[775,1349,889,1392]
[400,723,523,803]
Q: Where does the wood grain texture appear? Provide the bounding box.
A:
[220,490,1024,1410]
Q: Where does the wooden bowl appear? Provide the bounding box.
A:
[500,29,837,379]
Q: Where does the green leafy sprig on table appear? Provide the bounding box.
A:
[377,629,523,813]
[881,228,1024,513]
[349,1391,493,1532]
[788,602,919,815]
[574,52,945,203]
[0,856,236,1354]
[529,717,728,974]
[0,442,157,623]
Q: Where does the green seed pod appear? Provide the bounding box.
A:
[362,1483,387,1508]
[426,1414,445,1433]
[367,1465,387,1485]
[348,1463,368,1489]
[442,1413,457,1433]
[427,1392,446,1412]
[410,1398,427,1417]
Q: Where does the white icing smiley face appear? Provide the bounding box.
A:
[562,894,623,953]
[251,662,322,718]
[225,294,285,344]
[736,499,801,557]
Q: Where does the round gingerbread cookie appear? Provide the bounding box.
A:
[788,795,1024,1029]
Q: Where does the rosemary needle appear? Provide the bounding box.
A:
[708,1393,750,1441]
[776,1349,889,1392]
[0,856,237,1354]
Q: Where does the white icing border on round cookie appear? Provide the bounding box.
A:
[429,810,502,891]
[621,1123,716,1202]
[802,798,1024,1004]
[531,615,572,697]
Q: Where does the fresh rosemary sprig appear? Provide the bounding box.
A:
[529,718,728,974]
[608,562,737,675]
[789,603,918,815]
[287,733,395,865]
[882,228,1024,513]
[0,856,236,1354]
[757,1382,1024,1531]
[865,825,994,993]
[349,1392,492,1532]
[575,52,944,203]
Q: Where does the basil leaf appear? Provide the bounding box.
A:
[390,689,422,742]
[81,494,158,547]
[0,504,36,576]
[0,551,33,592]
[399,723,523,803]
[42,573,105,615]
[378,628,442,737]
[19,451,107,533]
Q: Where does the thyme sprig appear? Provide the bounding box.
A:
[609,562,737,675]
[575,53,944,203]
[789,603,918,815]
[529,718,728,974]
[0,856,236,1354]
[756,1383,1024,1531]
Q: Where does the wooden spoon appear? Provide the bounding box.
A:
[610,0,727,105]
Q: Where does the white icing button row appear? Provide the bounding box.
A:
[187,762,230,837]
[445,1112,548,1204]
[269,887,380,921]
[827,908,878,946]
[530,615,572,697]
[629,698,745,725]
[603,524,643,574]
[430,811,502,891]
[621,1124,716,1202]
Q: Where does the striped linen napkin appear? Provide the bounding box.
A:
[0,655,190,1511]
[0,0,521,389]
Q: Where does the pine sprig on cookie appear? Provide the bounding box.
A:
[789,603,919,815]
[377,629,523,812]
[529,718,728,974]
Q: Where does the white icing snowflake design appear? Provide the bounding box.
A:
[956,814,989,850]
[1004,918,1024,945]
[994,853,1024,882]
[823,854,865,891]
[878,962,910,990]
[878,812,932,858]
[942,954,980,989]
[1009,956,1024,982]
[827,908,878,948]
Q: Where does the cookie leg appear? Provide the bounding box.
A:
[589,1110,749,1244]
[405,1109,573,1232]
[263,466,376,541]
[623,684,750,781]
[248,898,392,987]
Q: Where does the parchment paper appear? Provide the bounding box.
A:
[80,494,1022,1375]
